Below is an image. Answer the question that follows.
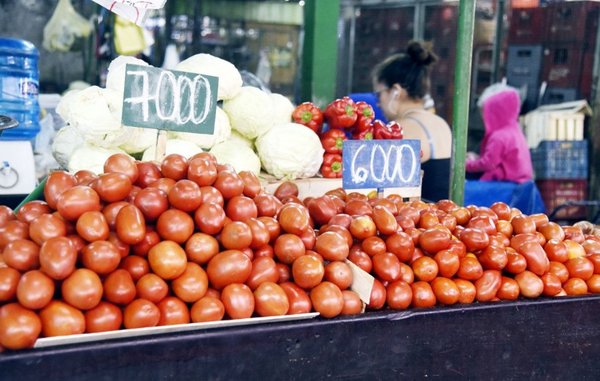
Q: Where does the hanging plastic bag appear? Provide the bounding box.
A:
[43,0,93,52]
[114,16,146,56]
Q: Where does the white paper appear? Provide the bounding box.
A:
[92,0,152,26]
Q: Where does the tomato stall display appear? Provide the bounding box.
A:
[1,153,600,351]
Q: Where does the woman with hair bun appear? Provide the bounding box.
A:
[373,41,452,201]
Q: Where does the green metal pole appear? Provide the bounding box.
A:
[301,0,340,107]
[450,0,476,205]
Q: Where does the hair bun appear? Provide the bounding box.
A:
[406,41,437,66]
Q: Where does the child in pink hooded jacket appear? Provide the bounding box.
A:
[466,85,533,183]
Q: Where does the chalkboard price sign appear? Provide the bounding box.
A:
[342,139,421,190]
[121,64,218,134]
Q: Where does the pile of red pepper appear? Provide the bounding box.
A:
[292,97,404,179]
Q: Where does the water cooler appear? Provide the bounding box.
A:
[0,38,39,208]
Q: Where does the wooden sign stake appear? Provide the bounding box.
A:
[155,130,168,162]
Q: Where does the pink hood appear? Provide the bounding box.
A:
[466,89,533,183]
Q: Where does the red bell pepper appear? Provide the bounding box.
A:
[324,97,358,129]
[292,102,324,133]
[321,153,343,178]
[320,128,347,154]
[352,127,373,140]
[354,101,374,132]
[373,120,403,140]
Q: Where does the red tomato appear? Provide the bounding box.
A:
[39,300,85,337]
[565,257,594,280]
[119,256,150,282]
[74,170,97,185]
[454,279,476,304]
[0,220,29,250]
[56,186,101,221]
[156,209,194,244]
[226,195,258,222]
[136,273,168,303]
[278,204,310,236]
[157,296,190,326]
[220,221,253,250]
[349,215,377,240]
[62,269,103,310]
[102,201,129,230]
[124,299,160,328]
[541,272,562,297]
[310,281,344,318]
[386,280,412,310]
[81,240,121,275]
[431,277,460,305]
[104,153,139,183]
[199,186,224,207]
[419,228,452,255]
[103,269,136,306]
[340,290,363,315]
[161,154,188,181]
[474,270,502,302]
[254,282,289,317]
[2,239,39,272]
[361,236,386,257]
[548,261,570,283]
[172,262,208,303]
[386,232,415,263]
[496,277,520,301]
[190,296,225,322]
[276,263,291,283]
[412,256,439,282]
[0,267,20,302]
[292,255,324,289]
[274,234,306,265]
[187,157,217,187]
[133,187,169,222]
[207,250,252,289]
[564,278,588,295]
[367,279,386,310]
[515,270,544,298]
[254,194,283,218]
[39,236,77,280]
[213,171,244,200]
[28,213,67,245]
[348,245,373,273]
[306,195,338,226]
[194,203,226,235]
[517,241,550,276]
[44,171,77,210]
[115,205,146,245]
[246,256,279,290]
[280,282,312,314]
[16,201,50,224]
[168,180,202,212]
[478,245,508,271]
[434,249,460,278]
[459,228,490,253]
[314,231,349,262]
[372,252,401,283]
[505,250,527,274]
[221,283,254,319]
[85,301,123,333]
[237,171,261,199]
[16,270,54,310]
[148,240,187,280]
[0,303,41,349]
[185,232,219,265]
[324,261,353,290]
[411,281,436,308]
[135,161,162,188]
[131,229,160,258]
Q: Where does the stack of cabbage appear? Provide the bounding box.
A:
[53,54,324,179]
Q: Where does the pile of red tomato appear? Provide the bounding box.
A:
[1,153,600,351]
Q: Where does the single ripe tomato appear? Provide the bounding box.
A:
[220,221,253,250]
[190,296,225,322]
[56,185,101,221]
[172,262,208,303]
[39,236,77,280]
[367,279,386,310]
[207,250,252,289]
[324,261,353,290]
[310,281,344,318]
[2,239,40,272]
[0,267,20,302]
[496,277,520,301]
[156,209,194,244]
[386,280,412,310]
[168,180,202,212]
[315,231,349,262]
[386,232,415,263]
[0,303,41,349]
[515,270,544,298]
[454,279,476,304]
[148,240,188,280]
[221,283,254,319]
[62,269,103,310]
[119,256,150,282]
[274,234,306,265]
[136,273,168,303]
[16,201,51,224]
[39,300,85,337]
[81,240,121,275]
[280,282,312,314]
[292,255,324,289]
[431,277,460,305]
[44,171,77,209]
[123,299,160,328]
[254,282,289,317]
[419,228,452,255]
[29,213,67,245]
[133,187,169,222]
[157,296,190,326]
[411,281,436,308]
[16,270,55,310]
[85,301,123,333]
[412,256,439,282]
[103,269,136,306]
[115,205,146,245]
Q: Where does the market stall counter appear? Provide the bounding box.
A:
[2,295,600,380]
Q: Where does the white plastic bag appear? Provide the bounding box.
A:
[43,0,93,52]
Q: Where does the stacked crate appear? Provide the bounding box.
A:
[531,139,589,219]
[507,2,599,109]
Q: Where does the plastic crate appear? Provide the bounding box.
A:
[531,140,588,179]
[509,8,546,44]
[536,179,588,219]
